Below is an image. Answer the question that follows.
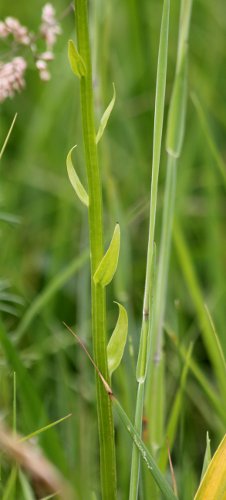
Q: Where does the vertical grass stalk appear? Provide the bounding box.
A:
[74,1,117,498]
[129,1,170,498]
[146,0,193,463]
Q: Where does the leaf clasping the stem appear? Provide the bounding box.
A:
[107,302,128,377]
[96,83,116,144]
[68,39,87,78]
[64,322,177,500]
[93,223,120,287]
[66,145,89,207]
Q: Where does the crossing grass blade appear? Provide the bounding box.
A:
[191,93,226,186]
[0,114,17,161]
[15,250,88,341]
[173,222,226,401]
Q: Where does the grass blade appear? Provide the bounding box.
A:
[15,250,88,341]
[200,432,211,481]
[191,93,226,186]
[0,114,17,161]
[173,222,226,401]
[129,0,170,496]
[113,397,177,500]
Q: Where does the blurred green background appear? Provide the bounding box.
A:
[0,0,226,498]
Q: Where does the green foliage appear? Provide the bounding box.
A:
[0,0,226,498]
[66,145,89,206]
[96,83,116,144]
[68,40,87,79]
[200,432,211,481]
[93,223,120,287]
[107,302,128,376]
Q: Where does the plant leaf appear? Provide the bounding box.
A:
[194,433,226,499]
[67,324,176,500]
[66,145,89,207]
[68,39,86,78]
[93,224,120,287]
[112,397,177,500]
[16,250,88,341]
[19,413,72,443]
[96,83,116,144]
[2,466,17,500]
[107,302,128,376]
[200,432,211,481]
[0,113,17,161]
[174,222,226,403]
[166,53,187,158]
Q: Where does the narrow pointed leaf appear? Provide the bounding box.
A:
[93,224,120,287]
[158,343,193,471]
[68,39,86,78]
[107,302,128,376]
[68,324,176,500]
[112,397,177,500]
[2,466,17,500]
[19,413,72,443]
[195,434,226,499]
[166,54,187,158]
[201,432,211,480]
[191,93,226,186]
[66,146,89,207]
[0,113,17,161]
[96,83,116,144]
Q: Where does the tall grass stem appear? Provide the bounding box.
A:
[129,1,170,498]
[74,1,117,498]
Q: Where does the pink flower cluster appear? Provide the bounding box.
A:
[0,3,62,102]
[0,57,27,102]
[40,3,62,50]
[0,16,31,45]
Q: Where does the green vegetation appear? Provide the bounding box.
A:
[0,0,226,498]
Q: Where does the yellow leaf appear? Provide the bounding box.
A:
[194,433,226,500]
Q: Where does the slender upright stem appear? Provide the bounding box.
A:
[145,0,193,470]
[129,1,170,498]
[74,2,117,498]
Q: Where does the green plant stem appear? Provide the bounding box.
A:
[74,1,117,498]
[146,0,193,464]
[154,156,177,357]
[129,382,145,499]
[129,1,170,498]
